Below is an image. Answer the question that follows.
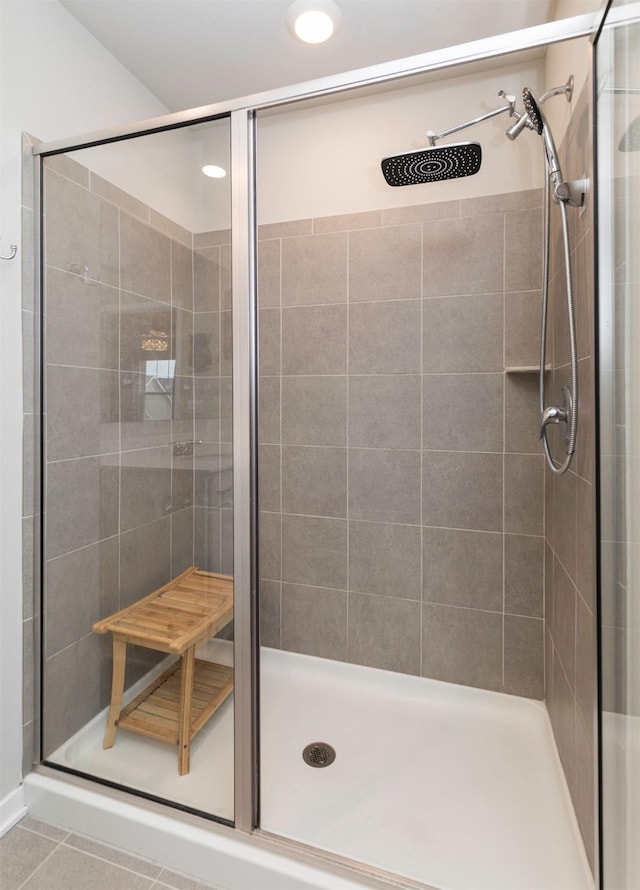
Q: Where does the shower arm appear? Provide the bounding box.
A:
[427,91,517,145]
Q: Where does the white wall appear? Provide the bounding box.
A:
[256,56,546,225]
[0,0,178,815]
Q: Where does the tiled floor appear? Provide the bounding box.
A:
[0,817,220,890]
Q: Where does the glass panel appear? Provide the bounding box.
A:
[40,118,235,822]
[598,4,640,886]
[256,40,596,888]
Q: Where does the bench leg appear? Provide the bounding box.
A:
[178,647,195,776]
[103,637,127,749]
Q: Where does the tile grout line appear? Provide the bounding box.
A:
[15,834,64,890]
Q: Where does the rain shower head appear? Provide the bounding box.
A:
[522,87,544,135]
[381,142,482,186]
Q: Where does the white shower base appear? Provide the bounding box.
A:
[45,644,593,890]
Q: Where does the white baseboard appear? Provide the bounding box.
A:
[0,785,27,837]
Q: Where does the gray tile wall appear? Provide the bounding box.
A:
[256,189,547,700]
[36,156,230,756]
[543,79,597,873]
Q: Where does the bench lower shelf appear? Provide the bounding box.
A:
[118,658,234,746]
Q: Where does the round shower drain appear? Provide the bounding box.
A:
[302,742,336,768]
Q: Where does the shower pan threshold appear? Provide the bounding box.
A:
[38,645,592,890]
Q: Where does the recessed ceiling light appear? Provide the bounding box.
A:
[202,164,227,178]
[287,0,342,45]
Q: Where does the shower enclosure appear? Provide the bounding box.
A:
[24,12,607,890]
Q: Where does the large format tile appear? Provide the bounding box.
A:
[349,375,421,449]
[504,533,544,618]
[504,374,540,454]
[64,834,161,879]
[348,224,421,302]
[259,511,281,581]
[282,376,347,446]
[553,556,577,691]
[422,452,503,532]
[46,366,119,460]
[192,312,220,376]
[45,267,119,370]
[44,168,119,287]
[281,446,347,517]
[553,467,577,582]
[258,376,281,444]
[258,238,281,308]
[46,456,119,559]
[573,708,596,873]
[548,650,576,792]
[21,844,154,890]
[282,232,347,306]
[171,507,194,577]
[504,207,543,292]
[43,632,112,755]
[503,615,544,699]
[120,447,172,531]
[258,309,281,376]
[349,449,420,524]
[423,373,503,452]
[575,592,596,725]
[120,212,171,303]
[421,603,502,691]
[258,444,280,513]
[422,212,503,296]
[504,453,544,535]
[349,300,421,374]
[504,290,543,368]
[348,593,421,674]
[259,579,281,649]
[422,294,503,373]
[422,527,502,610]
[576,476,595,612]
[349,520,421,599]
[0,826,57,890]
[282,305,347,375]
[282,514,347,589]
[45,537,119,657]
[281,583,348,661]
[193,507,221,573]
[119,517,171,607]
[194,249,219,313]
[171,240,194,311]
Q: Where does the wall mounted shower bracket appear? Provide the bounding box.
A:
[426,90,517,145]
[554,178,588,207]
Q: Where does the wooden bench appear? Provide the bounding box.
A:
[93,567,233,775]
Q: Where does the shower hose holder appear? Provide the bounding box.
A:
[553,178,588,208]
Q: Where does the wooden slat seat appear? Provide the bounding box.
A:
[93,567,233,775]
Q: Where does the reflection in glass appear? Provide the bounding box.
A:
[40,118,234,823]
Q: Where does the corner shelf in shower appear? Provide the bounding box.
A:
[93,567,234,775]
[504,365,552,374]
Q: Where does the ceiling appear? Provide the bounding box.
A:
[59,0,596,113]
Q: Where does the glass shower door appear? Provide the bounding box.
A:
[597,2,640,886]
[39,118,236,823]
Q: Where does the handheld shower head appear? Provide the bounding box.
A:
[381,141,481,187]
[522,87,544,135]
